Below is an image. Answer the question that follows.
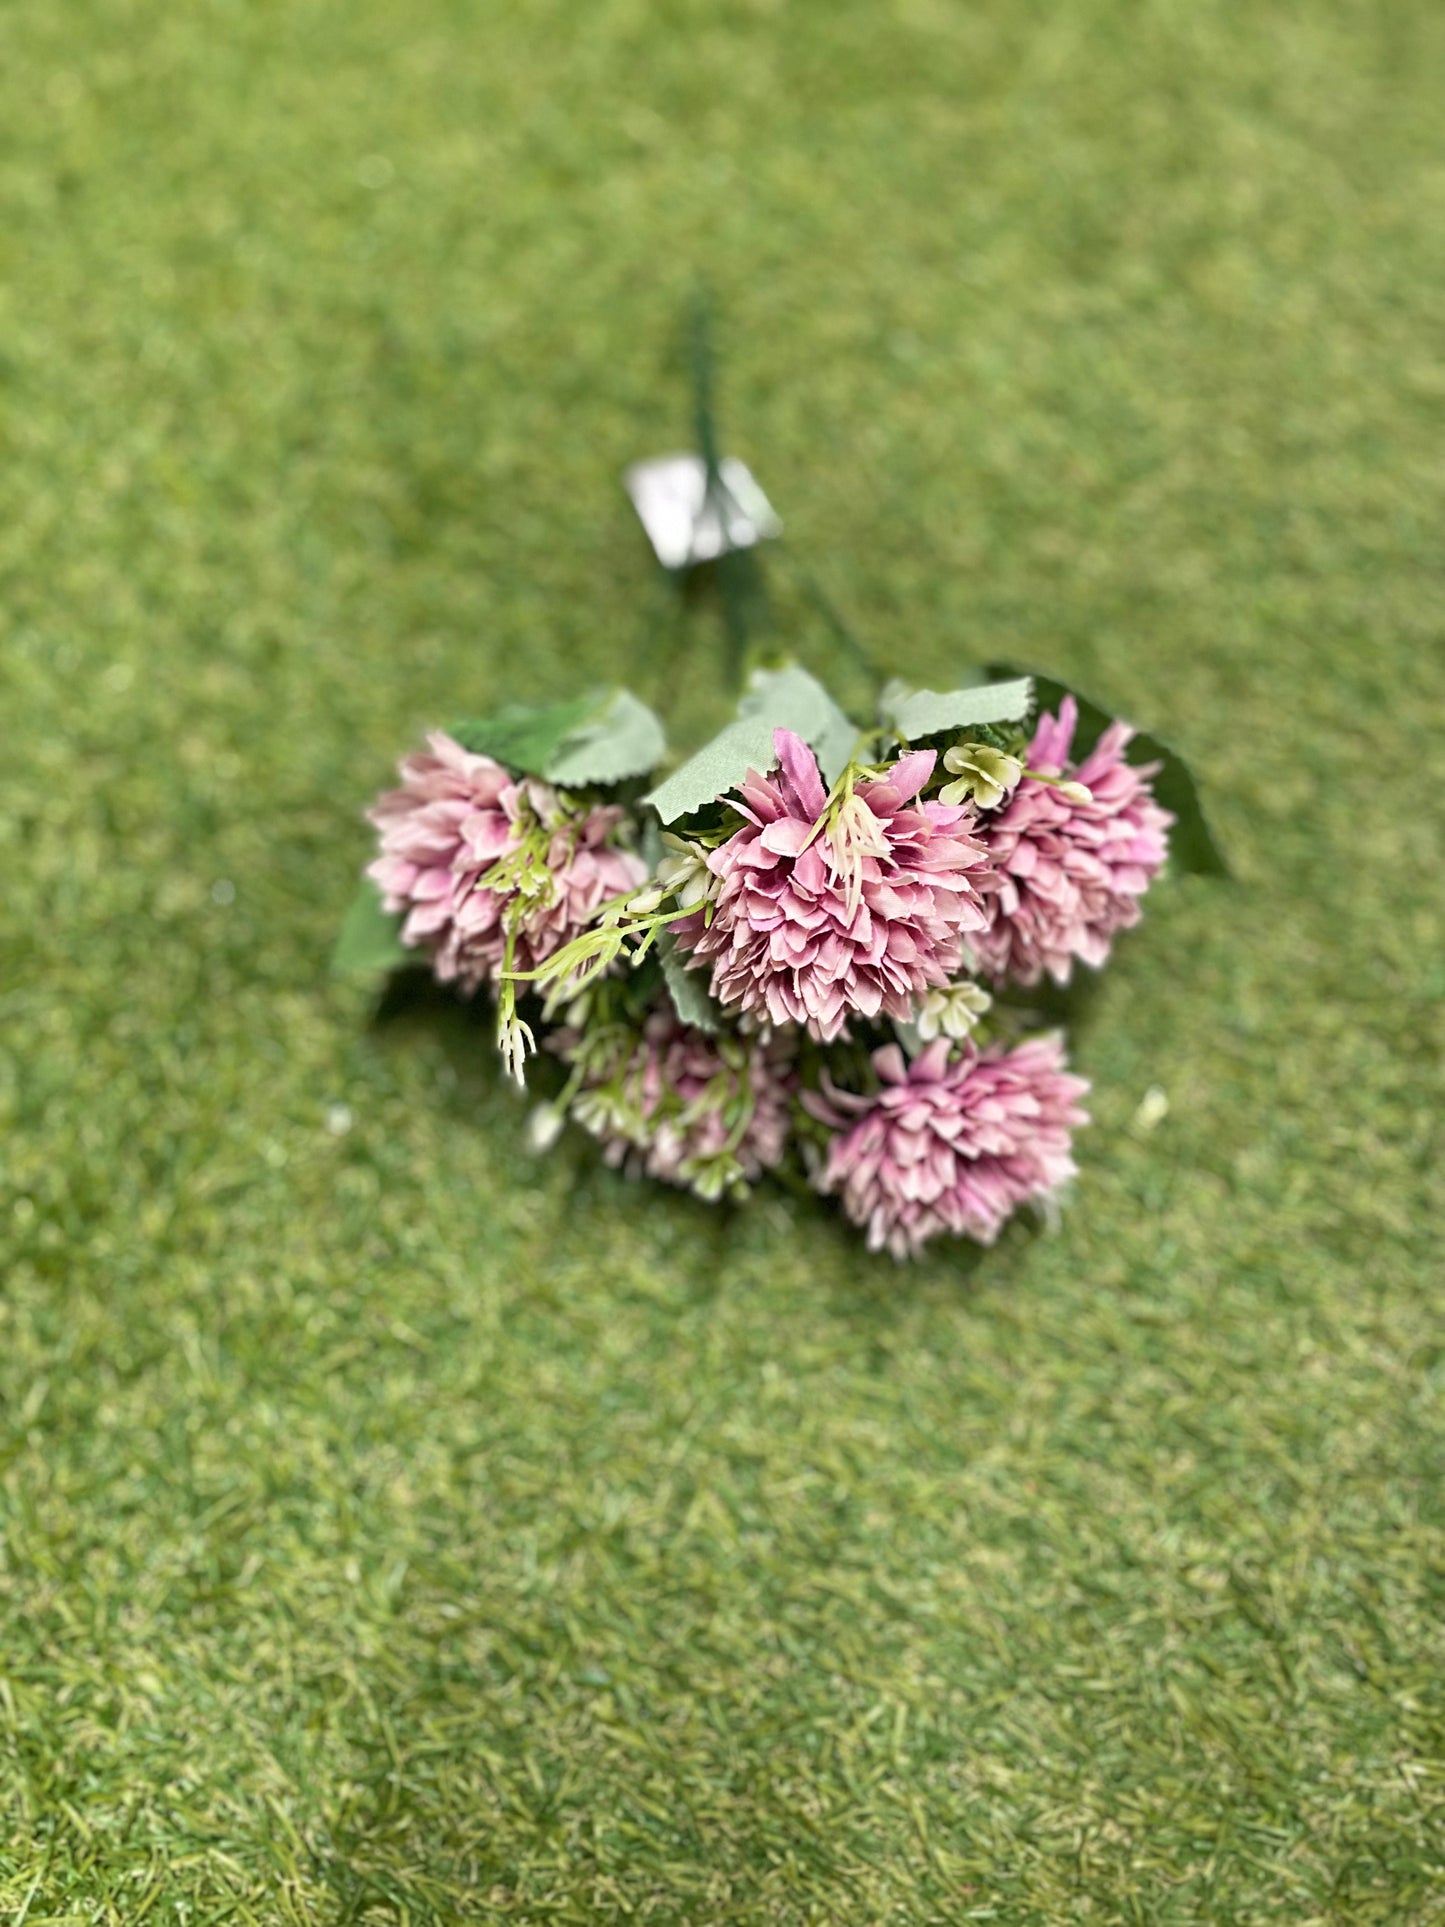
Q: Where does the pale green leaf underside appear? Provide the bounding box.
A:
[884,676,1034,743]
[646,662,861,822]
[659,932,721,1033]
[643,717,781,824]
[891,1017,927,1060]
[737,664,859,784]
[544,689,667,786]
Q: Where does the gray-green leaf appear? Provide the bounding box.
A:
[642,718,778,825]
[659,931,721,1033]
[645,662,861,822]
[891,1017,927,1060]
[882,677,1034,743]
[737,664,859,784]
[544,689,667,786]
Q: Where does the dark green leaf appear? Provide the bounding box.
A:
[985,662,1229,878]
[331,878,412,981]
[449,699,597,775]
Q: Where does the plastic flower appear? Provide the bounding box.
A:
[805,1036,1090,1259]
[624,833,717,916]
[913,980,992,1042]
[554,1008,795,1201]
[367,732,646,992]
[656,833,718,911]
[969,698,1173,986]
[674,730,990,1041]
[939,742,1023,810]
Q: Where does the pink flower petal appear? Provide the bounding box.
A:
[773,729,828,819]
[760,816,815,858]
[882,748,936,804]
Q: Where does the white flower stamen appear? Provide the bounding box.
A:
[825,792,889,917]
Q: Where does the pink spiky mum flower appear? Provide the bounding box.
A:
[674,729,990,1041]
[805,1036,1089,1260]
[970,698,1173,987]
[367,732,646,992]
[553,1008,795,1202]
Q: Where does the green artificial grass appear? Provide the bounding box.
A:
[2,0,1443,1919]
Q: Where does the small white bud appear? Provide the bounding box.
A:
[526,1103,566,1153]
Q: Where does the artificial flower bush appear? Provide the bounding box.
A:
[336,666,1219,1259]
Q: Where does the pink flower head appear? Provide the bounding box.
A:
[970,698,1173,987]
[367,731,646,991]
[556,1009,795,1201]
[805,1035,1089,1260]
[674,729,990,1041]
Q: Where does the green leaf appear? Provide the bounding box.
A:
[737,664,859,784]
[881,676,1034,743]
[449,692,665,788]
[331,878,412,981]
[645,661,861,823]
[985,662,1229,878]
[891,1017,927,1060]
[449,699,597,775]
[544,689,667,786]
[643,717,779,824]
[658,931,720,1033]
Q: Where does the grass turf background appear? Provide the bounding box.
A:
[2,0,1443,1919]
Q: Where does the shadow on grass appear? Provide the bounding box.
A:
[373,967,569,1104]
[365,966,1061,1331]
[367,969,773,1272]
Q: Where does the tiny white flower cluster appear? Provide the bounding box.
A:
[626,835,716,916]
[938,742,1023,810]
[913,981,992,1043]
